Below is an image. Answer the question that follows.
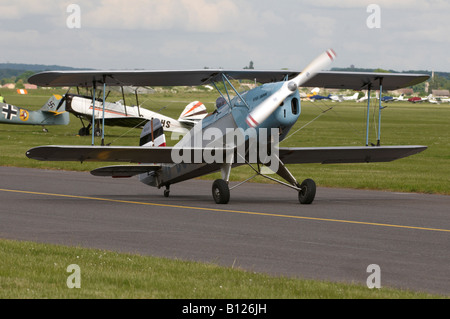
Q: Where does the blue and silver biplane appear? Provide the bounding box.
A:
[26,50,428,204]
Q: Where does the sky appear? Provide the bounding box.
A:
[0,0,449,72]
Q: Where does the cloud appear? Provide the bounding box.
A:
[308,0,450,9]
[0,0,449,71]
[78,0,241,33]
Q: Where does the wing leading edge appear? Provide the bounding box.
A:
[278,145,427,164]
[29,70,429,91]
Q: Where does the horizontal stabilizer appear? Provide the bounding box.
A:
[91,165,161,177]
[278,145,427,164]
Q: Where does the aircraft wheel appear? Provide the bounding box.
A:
[164,189,170,198]
[78,127,89,136]
[212,179,230,204]
[298,179,316,204]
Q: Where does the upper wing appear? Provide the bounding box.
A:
[27,145,427,164]
[278,145,427,164]
[28,70,429,91]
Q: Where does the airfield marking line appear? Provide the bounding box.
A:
[1,188,449,234]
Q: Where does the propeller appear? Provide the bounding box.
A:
[246,49,337,128]
[55,87,71,112]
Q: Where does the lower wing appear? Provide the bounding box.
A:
[26,145,427,164]
[278,145,427,164]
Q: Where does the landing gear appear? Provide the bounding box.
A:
[78,127,90,136]
[94,127,102,137]
[212,179,230,204]
[164,186,170,198]
[77,123,102,137]
[298,179,316,205]
[215,155,317,205]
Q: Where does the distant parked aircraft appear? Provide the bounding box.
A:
[0,95,69,132]
[408,94,432,103]
[330,92,359,102]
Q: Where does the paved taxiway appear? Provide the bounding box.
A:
[1,166,449,295]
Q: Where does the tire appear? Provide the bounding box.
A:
[212,179,230,204]
[95,128,102,137]
[298,179,316,204]
[78,127,89,136]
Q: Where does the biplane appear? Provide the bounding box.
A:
[60,93,207,136]
[26,50,428,204]
[1,95,69,131]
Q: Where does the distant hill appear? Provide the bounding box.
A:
[0,63,91,81]
[0,63,82,72]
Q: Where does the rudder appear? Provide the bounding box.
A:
[140,119,166,147]
[40,94,66,113]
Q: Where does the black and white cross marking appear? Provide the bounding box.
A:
[2,105,18,120]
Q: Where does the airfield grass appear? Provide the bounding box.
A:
[1,89,449,299]
[1,88,449,194]
[0,239,444,299]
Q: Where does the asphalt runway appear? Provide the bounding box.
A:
[1,166,449,295]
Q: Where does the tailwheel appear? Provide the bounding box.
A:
[212,179,230,204]
[298,179,316,204]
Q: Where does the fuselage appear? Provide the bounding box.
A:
[65,94,188,133]
[139,82,302,188]
[0,102,69,126]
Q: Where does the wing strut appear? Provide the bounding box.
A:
[365,77,386,147]
[91,81,96,146]
[377,77,383,146]
[365,83,372,146]
[101,79,106,146]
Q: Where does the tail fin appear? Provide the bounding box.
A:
[140,119,166,147]
[40,95,66,113]
[178,101,207,124]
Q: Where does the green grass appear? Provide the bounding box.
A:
[0,239,444,299]
[1,88,449,194]
[1,89,449,299]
